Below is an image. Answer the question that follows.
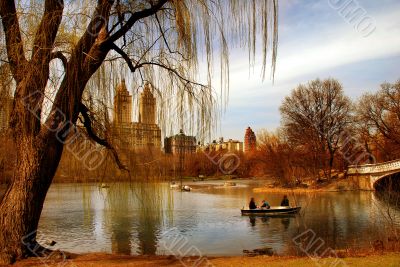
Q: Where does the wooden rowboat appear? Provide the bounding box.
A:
[241,206,301,216]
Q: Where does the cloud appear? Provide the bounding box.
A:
[273,10,400,84]
[199,1,400,140]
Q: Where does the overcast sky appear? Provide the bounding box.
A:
[212,0,400,142]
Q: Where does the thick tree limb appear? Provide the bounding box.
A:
[79,103,128,172]
[31,0,64,65]
[69,0,114,73]
[0,0,28,82]
[48,0,114,133]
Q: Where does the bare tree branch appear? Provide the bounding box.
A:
[134,61,208,89]
[154,13,188,60]
[110,43,135,71]
[103,0,169,46]
[79,103,128,172]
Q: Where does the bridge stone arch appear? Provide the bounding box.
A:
[347,159,400,190]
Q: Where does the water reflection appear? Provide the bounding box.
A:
[105,186,133,255]
[249,216,256,226]
[36,181,400,256]
[249,216,282,227]
[99,183,172,255]
[281,218,290,230]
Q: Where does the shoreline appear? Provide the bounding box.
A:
[0,176,375,193]
[252,187,373,193]
[11,252,400,266]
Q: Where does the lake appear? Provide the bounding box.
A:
[2,180,400,256]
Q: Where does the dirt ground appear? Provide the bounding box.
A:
[7,252,400,267]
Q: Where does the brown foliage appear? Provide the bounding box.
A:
[356,80,400,161]
[280,78,352,179]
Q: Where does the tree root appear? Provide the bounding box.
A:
[0,241,69,265]
[25,241,55,257]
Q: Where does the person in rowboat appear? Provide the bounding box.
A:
[249,197,257,209]
[261,200,270,209]
[280,195,289,207]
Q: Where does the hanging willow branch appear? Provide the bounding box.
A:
[0,0,279,172]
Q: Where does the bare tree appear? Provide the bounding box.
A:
[0,0,278,263]
[357,80,400,160]
[257,129,294,184]
[280,78,352,180]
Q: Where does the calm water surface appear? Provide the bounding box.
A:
[3,180,400,256]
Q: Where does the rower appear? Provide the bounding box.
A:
[280,195,289,207]
[249,197,257,209]
[261,200,270,209]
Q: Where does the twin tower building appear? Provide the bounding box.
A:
[112,80,257,153]
[112,80,162,150]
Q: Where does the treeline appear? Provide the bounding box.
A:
[2,78,400,184]
[251,78,400,185]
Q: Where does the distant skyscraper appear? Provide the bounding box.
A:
[112,81,161,150]
[139,85,156,124]
[113,80,132,125]
[244,126,256,153]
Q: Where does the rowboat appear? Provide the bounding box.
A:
[241,206,301,216]
[181,185,191,192]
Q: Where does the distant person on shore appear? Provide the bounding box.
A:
[249,197,257,209]
[280,195,289,207]
[261,200,270,209]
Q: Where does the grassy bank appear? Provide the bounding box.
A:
[253,174,369,193]
[9,252,400,267]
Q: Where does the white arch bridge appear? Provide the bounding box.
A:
[347,159,400,190]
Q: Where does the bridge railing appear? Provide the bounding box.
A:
[348,159,400,174]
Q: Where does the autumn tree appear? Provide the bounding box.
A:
[0,0,278,263]
[280,78,352,179]
[256,129,294,184]
[357,80,400,160]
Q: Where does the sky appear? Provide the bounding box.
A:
[213,0,400,141]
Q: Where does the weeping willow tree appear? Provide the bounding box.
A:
[0,0,278,263]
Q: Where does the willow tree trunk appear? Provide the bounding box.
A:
[0,39,109,266]
[0,132,64,263]
[0,0,169,264]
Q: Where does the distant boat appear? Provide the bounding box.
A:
[224,182,236,186]
[181,185,191,192]
[241,206,301,216]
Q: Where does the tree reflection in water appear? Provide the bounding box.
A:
[103,182,172,255]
